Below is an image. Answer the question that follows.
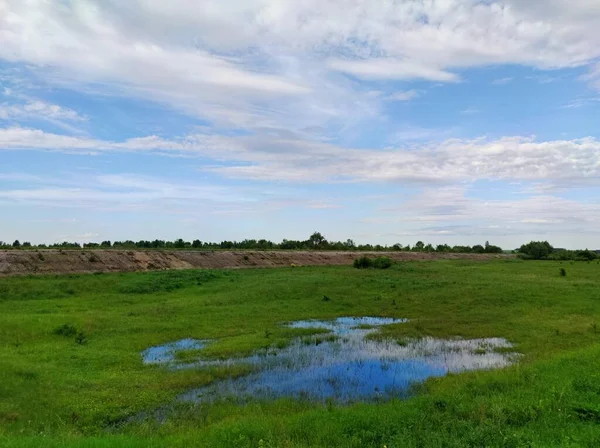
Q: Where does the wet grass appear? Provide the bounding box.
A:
[1,259,600,446]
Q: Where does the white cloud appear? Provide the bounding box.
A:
[2,127,600,187]
[1,0,600,134]
[492,77,514,85]
[0,100,86,122]
[562,97,600,109]
[367,185,600,243]
[386,90,421,102]
[328,59,459,82]
[583,63,600,90]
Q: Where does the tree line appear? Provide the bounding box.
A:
[2,235,597,260]
[1,232,503,253]
[518,241,598,261]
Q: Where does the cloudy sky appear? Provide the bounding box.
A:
[1,0,599,248]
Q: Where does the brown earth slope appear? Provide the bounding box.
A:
[0,250,513,276]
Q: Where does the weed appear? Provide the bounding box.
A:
[559,267,567,277]
[322,295,331,302]
[591,323,598,334]
[264,329,272,339]
[243,255,249,261]
[75,331,88,345]
[37,252,45,261]
[89,254,100,263]
[53,324,78,337]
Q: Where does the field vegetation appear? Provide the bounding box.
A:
[1,260,600,447]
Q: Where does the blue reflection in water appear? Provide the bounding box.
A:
[142,338,206,364]
[143,317,517,404]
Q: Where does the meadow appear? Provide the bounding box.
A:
[1,259,599,447]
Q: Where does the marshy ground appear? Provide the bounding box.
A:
[1,259,600,447]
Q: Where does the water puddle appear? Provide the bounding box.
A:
[142,317,518,404]
[142,338,207,364]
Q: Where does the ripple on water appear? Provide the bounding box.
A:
[141,317,518,404]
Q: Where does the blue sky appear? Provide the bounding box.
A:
[1,0,600,248]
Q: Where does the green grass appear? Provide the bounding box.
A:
[1,260,600,447]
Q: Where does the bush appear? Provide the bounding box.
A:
[353,256,392,269]
[519,241,554,260]
[353,256,373,269]
[373,256,393,269]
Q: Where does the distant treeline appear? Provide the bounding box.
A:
[2,235,597,261]
[518,241,599,261]
[1,232,504,254]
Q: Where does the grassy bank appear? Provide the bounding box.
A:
[1,259,599,446]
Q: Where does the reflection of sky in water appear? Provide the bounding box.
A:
[142,338,207,364]
[142,317,518,403]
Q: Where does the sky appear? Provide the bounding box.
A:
[1,0,599,249]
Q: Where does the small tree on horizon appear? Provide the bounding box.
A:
[308,232,327,248]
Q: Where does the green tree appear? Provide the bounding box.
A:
[308,232,327,248]
[519,241,554,260]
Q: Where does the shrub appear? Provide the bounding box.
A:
[373,256,393,269]
[519,241,554,260]
[353,256,373,269]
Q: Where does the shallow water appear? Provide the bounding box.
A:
[143,317,518,404]
[142,338,207,364]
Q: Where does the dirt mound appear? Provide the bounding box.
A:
[0,250,513,276]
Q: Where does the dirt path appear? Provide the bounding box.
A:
[0,250,513,276]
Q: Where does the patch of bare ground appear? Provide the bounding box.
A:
[0,250,513,276]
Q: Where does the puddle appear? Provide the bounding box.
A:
[142,317,518,404]
[142,338,207,364]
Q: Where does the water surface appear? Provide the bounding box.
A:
[142,317,518,404]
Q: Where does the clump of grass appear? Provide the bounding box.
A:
[89,254,100,263]
[559,268,567,277]
[53,324,78,337]
[243,255,249,261]
[264,329,272,339]
[74,331,87,345]
[322,295,331,302]
[37,252,45,261]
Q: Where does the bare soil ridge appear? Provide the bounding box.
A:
[0,250,514,276]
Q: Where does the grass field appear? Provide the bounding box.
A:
[1,259,600,447]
